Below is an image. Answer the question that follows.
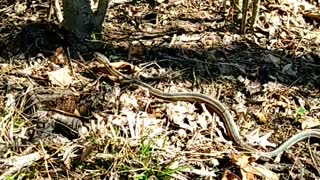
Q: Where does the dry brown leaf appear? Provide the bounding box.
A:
[0,63,11,73]
[300,116,320,129]
[314,33,320,44]
[253,110,267,124]
[222,169,240,180]
[14,2,27,15]
[48,66,73,87]
[166,102,197,131]
[80,146,94,162]
[287,0,316,12]
[232,154,279,180]
[128,41,145,57]
[56,95,78,113]
[269,13,281,27]
[92,58,142,81]
[103,61,141,81]
[50,47,68,65]
[120,93,139,110]
[111,61,141,74]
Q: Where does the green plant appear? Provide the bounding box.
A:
[133,138,184,180]
[295,107,306,123]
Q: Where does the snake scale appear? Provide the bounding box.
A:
[95,52,320,158]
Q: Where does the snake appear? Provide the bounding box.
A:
[95,52,320,158]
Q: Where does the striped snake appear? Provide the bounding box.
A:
[95,52,320,158]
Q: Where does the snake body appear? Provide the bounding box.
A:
[95,52,320,158]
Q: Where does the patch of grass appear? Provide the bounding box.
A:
[7,167,36,180]
[132,137,184,180]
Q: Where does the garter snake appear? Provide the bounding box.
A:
[95,52,320,158]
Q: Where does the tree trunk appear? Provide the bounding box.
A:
[62,0,110,39]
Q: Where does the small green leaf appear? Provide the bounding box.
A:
[295,107,307,122]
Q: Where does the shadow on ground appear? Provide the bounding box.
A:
[1,21,319,89]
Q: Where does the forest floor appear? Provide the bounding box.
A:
[0,0,320,179]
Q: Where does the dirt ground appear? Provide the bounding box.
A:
[0,0,320,179]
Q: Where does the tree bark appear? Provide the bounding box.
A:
[62,0,110,39]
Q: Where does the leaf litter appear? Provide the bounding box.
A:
[0,0,320,179]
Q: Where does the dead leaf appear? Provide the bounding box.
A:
[253,110,267,123]
[48,66,73,87]
[315,33,320,44]
[94,60,141,81]
[50,47,68,65]
[14,2,27,15]
[301,116,320,129]
[245,128,276,149]
[246,80,262,95]
[5,93,16,112]
[178,34,201,42]
[111,61,141,74]
[166,102,197,132]
[232,154,279,180]
[222,169,240,180]
[80,146,94,162]
[128,41,145,57]
[0,152,41,178]
[0,63,10,72]
[56,95,79,113]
